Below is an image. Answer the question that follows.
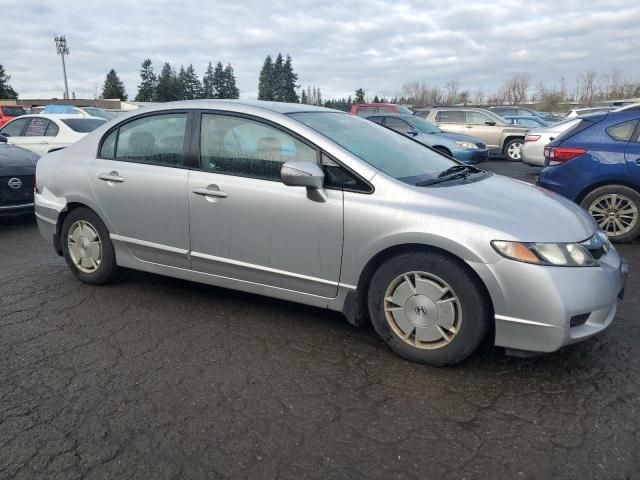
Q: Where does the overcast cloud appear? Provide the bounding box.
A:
[2,0,639,100]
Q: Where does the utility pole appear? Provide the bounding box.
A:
[54,35,70,99]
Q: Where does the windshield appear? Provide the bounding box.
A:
[290,112,457,185]
[396,105,414,115]
[62,118,106,133]
[1,106,26,116]
[406,117,441,134]
[82,108,116,120]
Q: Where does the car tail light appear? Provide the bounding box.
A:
[544,146,586,165]
[525,135,541,142]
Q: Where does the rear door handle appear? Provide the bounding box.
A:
[193,186,228,198]
[98,171,124,183]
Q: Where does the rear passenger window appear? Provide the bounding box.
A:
[114,113,187,166]
[24,118,55,137]
[435,111,465,123]
[200,114,317,181]
[606,121,638,142]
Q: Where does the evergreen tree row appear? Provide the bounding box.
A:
[0,64,18,99]
[258,54,299,103]
[134,59,239,102]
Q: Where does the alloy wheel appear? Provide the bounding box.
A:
[383,271,462,350]
[67,220,102,273]
[507,141,523,160]
[588,193,638,238]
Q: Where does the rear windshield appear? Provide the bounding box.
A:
[62,118,106,132]
[1,106,26,116]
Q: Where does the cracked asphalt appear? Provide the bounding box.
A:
[1,161,639,479]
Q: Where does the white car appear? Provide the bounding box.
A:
[0,114,106,156]
[565,107,615,118]
[521,118,582,166]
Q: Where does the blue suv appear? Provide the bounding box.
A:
[537,110,640,242]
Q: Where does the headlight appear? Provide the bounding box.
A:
[491,240,597,267]
[455,141,479,150]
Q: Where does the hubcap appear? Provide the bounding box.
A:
[507,142,522,160]
[384,272,462,350]
[588,193,638,238]
[67,220,102,273]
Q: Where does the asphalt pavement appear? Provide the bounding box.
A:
[1,160,639,479]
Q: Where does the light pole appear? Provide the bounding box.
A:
[54,35,70,99]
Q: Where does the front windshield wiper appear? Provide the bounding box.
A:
[415,164,483,187]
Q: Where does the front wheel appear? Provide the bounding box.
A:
[61,207,119,284]
[504,138,524,162]
[581,185,640,243]
[367,251,490,366]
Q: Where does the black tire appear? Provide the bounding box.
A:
[61,207,119,285]
[367,251,490,366]
[503,138,524,162]
[580,185,640,243]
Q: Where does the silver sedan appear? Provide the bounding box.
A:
[34,100,627,365]
[521,118,581,166]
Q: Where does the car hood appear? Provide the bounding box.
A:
[411,174,597,243]
[0,144,39,175]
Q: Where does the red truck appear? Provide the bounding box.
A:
[350,103,414,117]
[0,105,27,127]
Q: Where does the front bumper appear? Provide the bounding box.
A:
[0,202,34,217]
[470,247,626,353]
[455,148,490,164]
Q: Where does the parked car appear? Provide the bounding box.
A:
[425,107,528,161]
[565,106,615,118]
[0,137,39,217]
[502,115,550,128]
[538,110,640,242]
[34,100,626,366]
[350,103,414,117]
[0,114,106,155]
[367,114,489,163]
[488,106,560,123]
[521,118,582,166]
[0,105,27,127]
[613,102,640,112]
[41,104,116,120]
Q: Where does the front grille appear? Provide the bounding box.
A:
[476,142,486,149]
[0,175,34,206]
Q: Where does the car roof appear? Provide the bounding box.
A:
[13,114,106,121]
[137,99,336,115]
[368,114,414,119]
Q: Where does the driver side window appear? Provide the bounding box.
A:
[467,112,491,125]
[200,114,317,181]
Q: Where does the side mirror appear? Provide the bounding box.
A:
[406,128,419,136]
[281,161,325,190]
[485,120,496,126]
[0,134,7,143]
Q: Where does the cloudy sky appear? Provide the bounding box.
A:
[2,0,639,100]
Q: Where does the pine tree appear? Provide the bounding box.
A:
[306,86,312,105]
[222,63,239,99]
[373,94,380,103]
[281,55,299,103]
[182,64,203,100]
[354,88,365,104]
[300,89,307,104]
[316,87,322,106]
[272,54,285,101]
[0,65,18,99]
[212,62,225,99]
[176,65,187,100]
[202,62,215,98]
[135,59,158,102]
[156,62,178,102]
[101,69,127,100]
[258,55,274,100]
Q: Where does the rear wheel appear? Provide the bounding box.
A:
[61,207,119,284]
[504,138,524,162]
[581,185,640,243]
[367,251,490,366]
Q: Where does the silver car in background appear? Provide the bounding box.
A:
[35,100,627,365]
[521,118,582,166]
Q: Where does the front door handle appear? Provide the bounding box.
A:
[193,186,228,198]
[98,171,124,183]
[464,125,473,129]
